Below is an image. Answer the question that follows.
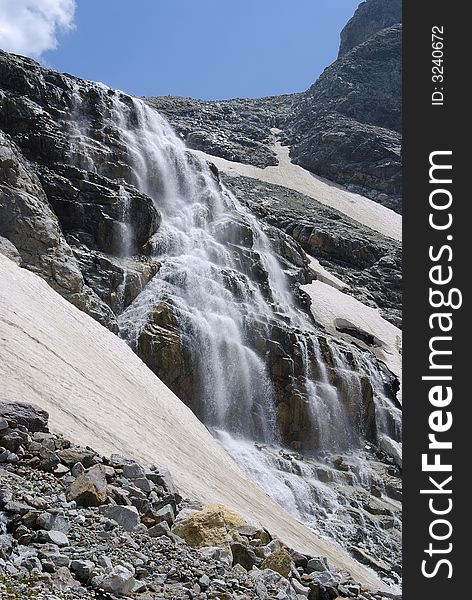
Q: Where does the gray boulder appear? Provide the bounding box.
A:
[99,505,140,532]
[0,401,49,432]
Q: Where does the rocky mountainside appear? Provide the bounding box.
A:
[147,0,402,212]
[146,95,299,169]
[285,23,402,212]
[338,0,402,57]
[1,403,398,600]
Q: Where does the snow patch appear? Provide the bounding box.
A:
[301,279,402,385]
[193,141,401,241]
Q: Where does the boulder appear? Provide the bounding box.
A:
[57,446,98,468]
[306,557,329,573]
[39,530,69,547]
[261,548,293,578]
[99,505,140,532]
[148,521,171,538]
[230,541,258,571]
[171,503,247,552]
[70,559,95,582]
[122,462,146,479]
[66,464,108,506]
[0,401,49,432]
[92,565,136,595]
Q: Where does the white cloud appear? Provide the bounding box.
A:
[0,0,76,58]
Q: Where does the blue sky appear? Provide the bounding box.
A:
[43,0,360,100]
[0,0,360,100]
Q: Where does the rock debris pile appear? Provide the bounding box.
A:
[0,402,400,600]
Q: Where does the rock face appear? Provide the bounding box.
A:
[338,0,402,57]
[226,175,402,327]
[0,50,160,331]
[285,24,402,211]
[146,94,298,168]
[146,1,402,212]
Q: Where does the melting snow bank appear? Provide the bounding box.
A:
[300,280,402,384]
[193,141,401,242]
[0,254,392,591]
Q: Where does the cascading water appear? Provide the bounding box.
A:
[67,86,401,579]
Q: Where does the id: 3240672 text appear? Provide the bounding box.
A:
[431,26,445,106]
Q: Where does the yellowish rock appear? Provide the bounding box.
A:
[261,548,293,578]
[171,503,247,550]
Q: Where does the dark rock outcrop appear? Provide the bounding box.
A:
[338,0,402,57]
[0,130,118,331]
[225,174,402,327]
[285,24,402,211]
[0,50,161,330]
[146,94,298,168]
[0,402,48,433]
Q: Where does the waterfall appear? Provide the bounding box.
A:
[66,85,401,572]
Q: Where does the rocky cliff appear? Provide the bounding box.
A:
[147,0,402,211]
[285,23,402,212]
[0,51,161,334]
[338,0,402,57]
